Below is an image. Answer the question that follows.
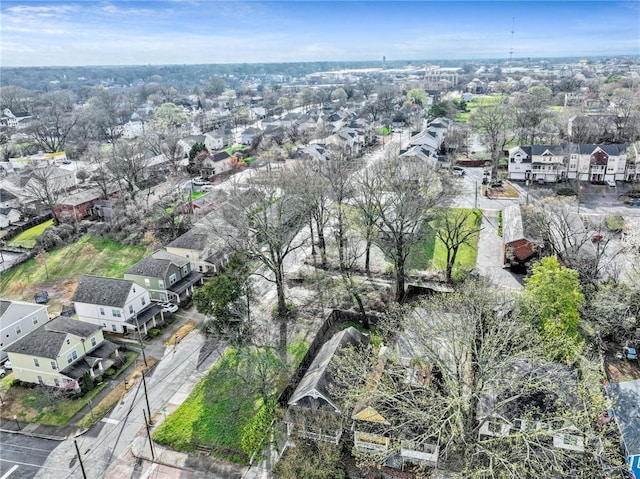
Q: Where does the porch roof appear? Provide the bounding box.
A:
[167,271,203,295]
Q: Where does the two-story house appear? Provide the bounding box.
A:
[508,145,568,183]
[0,300,49,364]
[72,275,164,335]
[567,143,627,183]
[164,227,228,275]
[124,250,204,305]
[4,315,119,390]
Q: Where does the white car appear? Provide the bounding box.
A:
[192,178,211,186]
[161,302,178,313]
[0,368,6,378]
[3,360,12,370]
[606,178,616,187]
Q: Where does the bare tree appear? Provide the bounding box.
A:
[23,166,69,224]
[85,88,130,143]
[513,85,553,145]
[29,92,78,153]
[365,149,446,302]
[471,100,513,180]
[108,140,149,199]
[433,208,483,282]
[352,168,382,277]
[217,171,308,361]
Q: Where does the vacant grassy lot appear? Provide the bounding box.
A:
[456,94,503,123]
[9,219,54,248]
[0,234,149,309]
[153,348,279,464]
[406,208,482,276]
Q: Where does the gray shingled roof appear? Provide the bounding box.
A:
[288,327,369,412]
[502,204,543,245]
[72,275,135,308]
[5,316,100,359]
[166,228,211,251]
[124,250,189,278]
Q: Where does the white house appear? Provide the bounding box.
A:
[72,275,163,335]
[0,299,49,363]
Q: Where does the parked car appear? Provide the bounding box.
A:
[0,368,6,378]
[192,178,211,186]
[161,302,178,313]
[606,178,616,187]
[3,360,12,370]
[451,166,465,176]
[200,184,215,191]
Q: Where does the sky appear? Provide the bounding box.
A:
[1,1,638,67]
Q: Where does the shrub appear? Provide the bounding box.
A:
[105,369,116,378]
[605,215,624,233]
[148,328,162,337]
[557,187,577,196]
[628,190,640,199]
[497,210,503,237]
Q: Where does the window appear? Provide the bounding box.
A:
[129,305,134,314]
[38,376,44,385]
[67,350,78,363]
[54,378,60,387]
[144,278,150,287]
[33,358,40,367]
[102,322,107,328]
[66,338,71,345]
[169,273,177,285]
[15,325,22,334]
[112,309,122,318]
[133,286,136,293]
[158,280,164,288]
[91,337,97,347]
[51,361,57,370]
[100,307,105,316]
[32,315,39,325]
[141,296,146,306]
[111,324,117,332]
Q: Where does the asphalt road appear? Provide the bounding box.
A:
[0,433,59,479]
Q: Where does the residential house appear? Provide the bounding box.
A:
[477,361,585,455]
[501,204,544,267]
[54,186,120,222]
[0,109,33,129]
[606,379,640,479]
[400,145,439,166]
[24,167,76,195]
[241,127,263,145]
[0,188,19,209]
[325,128,361,158]
[165,226,226,275]
[508,143,629,184]
[293,143,329,162]
[200,151,233,177]
[204,129,233,151]
[72,275,164,335]
[0,208,21,229]
[124,250,203,304]
[0,300,49,363]
[4,315,119,390]
[285,327,370,446]
[177,135,206,159]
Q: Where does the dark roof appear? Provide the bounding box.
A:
[0,188,18,202]
[606,379,640,456]
[72,275,134,308]
[288,327,369,411]
[166,227,211,250]
[5,316,100,359]
[124,250,189,279]
[212,151,231,162]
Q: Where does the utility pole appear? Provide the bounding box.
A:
[141,370,152,425]
[134,315,148,367]
[474,181,478,209]
[142,409,156,461]
[74,440,88,479]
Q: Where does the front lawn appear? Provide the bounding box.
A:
[0,374,107,426]
[9,219,54,248]
[0,234,149,307]
[406,208,482,275]
[153,348,280,464]
[225,144,247,155]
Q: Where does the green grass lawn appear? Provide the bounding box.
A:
[9,219,54,248]
[406,209,482,277]
[153,348,279,464]
[225,144,247,155]
[0,234,149,302]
